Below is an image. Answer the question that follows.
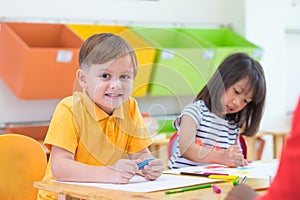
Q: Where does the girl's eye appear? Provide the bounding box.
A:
[244,99,252,104]
[120,74,131,80]
[100,74,110,79]
[234,89,240,95]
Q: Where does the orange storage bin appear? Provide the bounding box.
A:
[0,22,83,99]
[67,24,156,97]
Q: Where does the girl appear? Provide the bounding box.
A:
[168,52,266,169]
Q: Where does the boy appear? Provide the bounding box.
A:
[38,33,164,200]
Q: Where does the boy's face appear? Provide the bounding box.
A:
[220,77,253,115]
[79,54,135,115]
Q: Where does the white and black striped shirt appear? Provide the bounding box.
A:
[168,100,239,169]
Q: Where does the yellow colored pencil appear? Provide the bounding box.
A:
[208,175,238,180]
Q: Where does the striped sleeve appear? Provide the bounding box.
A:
[174,101,202,130]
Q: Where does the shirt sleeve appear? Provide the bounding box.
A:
[44,97,79,155]
[126,97,153,153]
[174,101,202,130]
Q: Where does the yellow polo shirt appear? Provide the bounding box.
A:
[38,91,152,200]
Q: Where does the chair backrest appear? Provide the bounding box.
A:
[168,132,178,159]
[5,126,50,160]
[239,135,248,159]
[0,134,47,200]
[5,126,49,141]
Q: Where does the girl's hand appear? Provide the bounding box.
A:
[110,159,139,183]
[241,158,249,166]
[222,145,245,167]
[139,158,164,181]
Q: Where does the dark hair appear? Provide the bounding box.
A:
[78,33,138,76]
[195,52,266,136]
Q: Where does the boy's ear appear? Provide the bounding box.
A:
[75,69,87,90]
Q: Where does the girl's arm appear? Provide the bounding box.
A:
[51,145,137,183]
[179,115,244,167]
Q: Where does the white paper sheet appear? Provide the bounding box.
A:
[164,159,279,179]
[54,174,219,193]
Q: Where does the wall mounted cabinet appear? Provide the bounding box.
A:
[132,27,262,96]
[0,22,262,99]
[0,22,83,99]
[179,28,262,64]
[131,27,216,96]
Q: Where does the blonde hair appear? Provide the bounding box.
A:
[78,33,138,76]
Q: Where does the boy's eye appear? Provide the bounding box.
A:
[100,73,110,79]
[120,74,131,80]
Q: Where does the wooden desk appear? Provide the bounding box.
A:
[34,177,269,200]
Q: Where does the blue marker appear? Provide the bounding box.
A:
[241,176,247,184]
[138,158,154,170]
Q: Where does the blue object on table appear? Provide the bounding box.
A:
[138,158,154,170]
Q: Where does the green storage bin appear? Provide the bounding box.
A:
[157,119,176,134]
[131,27,216,96]
[179,28,263,66]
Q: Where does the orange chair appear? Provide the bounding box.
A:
[255,136,265,160]
[5,126,50,160]
[239,135,248,159]
[5,126,49,141]
[0,134,47,200]
[168,132,248,159]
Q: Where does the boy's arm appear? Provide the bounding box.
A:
[127,147,152,160]
[179,115,244,167]
[51,145,136,183]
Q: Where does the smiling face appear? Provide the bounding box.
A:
[220,77,253,116]
[77,54,135,115]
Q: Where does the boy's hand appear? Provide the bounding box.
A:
[110,159,139,183]
[139,158,164,181]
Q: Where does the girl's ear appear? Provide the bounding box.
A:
[76,69,88,89]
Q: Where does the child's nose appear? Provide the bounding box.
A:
[233,97,242,106]
[109,79,121,89]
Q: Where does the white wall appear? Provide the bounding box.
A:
[285,33,300,113]
[244,0,300,160]
[0,0,230,26]
[285,0,300,29]
[285,0,300,113]
[245,0,299,132]
[245,0,287,131]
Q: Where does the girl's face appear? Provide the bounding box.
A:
[220,77,253,115]
[78,54,134,115]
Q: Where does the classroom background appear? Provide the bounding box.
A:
[0,0,299,161]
